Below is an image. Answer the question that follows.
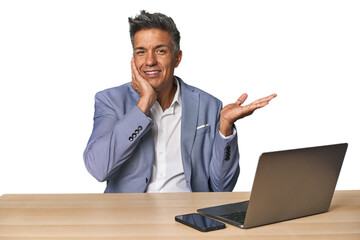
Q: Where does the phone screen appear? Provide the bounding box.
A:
[175,213,226,232]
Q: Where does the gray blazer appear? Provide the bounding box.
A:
[84,77,240,192]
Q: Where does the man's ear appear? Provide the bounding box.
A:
[174,50,182,67]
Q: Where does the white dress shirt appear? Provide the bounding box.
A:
[146,79,190,192]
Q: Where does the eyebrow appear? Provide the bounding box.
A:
[133,44,170,51]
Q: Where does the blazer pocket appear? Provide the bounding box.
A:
[195,124,211,136]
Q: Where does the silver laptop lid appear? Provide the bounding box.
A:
[244,143,347,228]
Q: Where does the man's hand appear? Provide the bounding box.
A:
[219,93,277,136]
[131,57,157,114]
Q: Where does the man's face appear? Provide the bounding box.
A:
[133,28,182,92]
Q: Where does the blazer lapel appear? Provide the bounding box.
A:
[179,78,199,186]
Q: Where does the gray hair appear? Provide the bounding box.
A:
[128,10,181,54]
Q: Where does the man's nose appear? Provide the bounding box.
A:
[145,52,157,66]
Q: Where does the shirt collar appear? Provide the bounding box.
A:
[171,77,181,107]
[150,77,181,115]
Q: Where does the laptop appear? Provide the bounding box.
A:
[197,143,348,229]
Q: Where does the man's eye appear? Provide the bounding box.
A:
[156,49,166,54]
[136,51,145,56]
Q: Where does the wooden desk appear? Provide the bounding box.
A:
[0,191,359,239]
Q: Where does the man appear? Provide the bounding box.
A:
[84,10,276,193]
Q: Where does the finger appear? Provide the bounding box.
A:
[248,101,268,111]
[132,57,145,80]
[254,94,275,104]
[235,93,248,105]
[131,59,141,91]
[131,58,136,81]
[131,57,139,76]
[131,70,136,84]
[240,99,270,116]
[236,104,259,118]
[252,93,277,105]
[131,65,137,83]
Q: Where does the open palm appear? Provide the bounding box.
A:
[219,93,277,136]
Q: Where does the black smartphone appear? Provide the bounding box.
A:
[175,213,226,232]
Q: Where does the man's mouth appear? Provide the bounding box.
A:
[143,70,161,77]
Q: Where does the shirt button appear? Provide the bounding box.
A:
[138,126,143,131]
[132,133,137,138]
[135,129,139,134]
[129,137,133,141]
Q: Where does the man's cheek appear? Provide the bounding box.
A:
[140,72,152,82]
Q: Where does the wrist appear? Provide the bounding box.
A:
[137,95,156,114]
[218,119,233,137]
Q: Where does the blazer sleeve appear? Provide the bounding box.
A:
[83,91,153,182]
[209,129,240,191]
[208,104,240,192]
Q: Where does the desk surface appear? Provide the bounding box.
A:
[0,190,359,240]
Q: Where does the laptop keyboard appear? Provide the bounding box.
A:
[220,211,247,224]
[219,201,249,224]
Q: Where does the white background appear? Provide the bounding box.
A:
[0,0,359,194]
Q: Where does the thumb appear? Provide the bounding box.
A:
[235,93,248,105]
